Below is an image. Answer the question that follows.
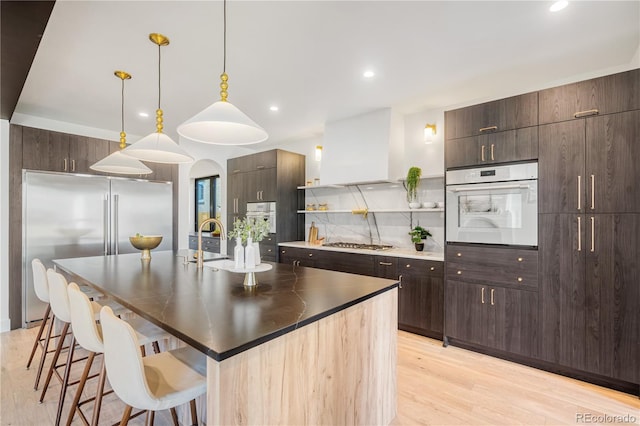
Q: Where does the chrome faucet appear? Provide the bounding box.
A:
[197,218,226,269]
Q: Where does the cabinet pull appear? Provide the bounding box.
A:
[590,174,595,210]
[456,252,462,257]
[63,158,68,171]
[481,287,485,304]
[430,266,435,271]
[479,126,498,133]
[574,109,599,118]
[590,216,595,252]
[308,253,313,257]
[233,169,241,174]
[481,145,486,162]
[577,216,582,251]
[406,264,411,268]
[256,165,265,170]
[71,159,76,172]
[577,175,581,210]
[517,277,523,282]
[379,262,393,266]
[267,249,272,253]
[281,250,286,254]
[517,257,523,262]
[490,144,495,161]
[490,288,495,305]
[456,270,462,275]
[399,274,403,289]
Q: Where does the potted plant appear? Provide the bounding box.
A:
[405,166,422,208]
[409,225,432,251]
[229,217,271,267]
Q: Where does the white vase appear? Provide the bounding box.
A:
[244,237,255,270]
[409,202,421,209]
[253,241,261,266]
[233,237,245,269]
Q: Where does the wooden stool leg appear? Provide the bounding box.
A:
[90,359,108,426]
[190,399,198,425]
[119,405,133,426]
[54,334,76,426]
[39,322,69,401]
[26,304,50,369]
[65,351,95,426]
[144,410,155,426]
[34,312,56,390]
[169,407,179,426]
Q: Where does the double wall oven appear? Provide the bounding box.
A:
[446,162,538,247]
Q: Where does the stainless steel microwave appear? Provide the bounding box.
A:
[446,162,538,247]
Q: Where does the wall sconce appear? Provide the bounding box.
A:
[424,124,437,144]
[315,145,323,161]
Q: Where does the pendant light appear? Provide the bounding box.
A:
[177,0,268,145]
[123,33,193,163]
[90,71,152,175]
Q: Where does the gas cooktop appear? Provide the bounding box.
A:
[323,242,393,251]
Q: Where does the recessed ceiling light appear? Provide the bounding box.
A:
[138,112,149,118]
[269,105,279,112]
[363,70,375,78]
[550,0,568,12]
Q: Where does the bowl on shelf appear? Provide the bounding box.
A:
[422,201,436,208]
[129,235,163,260]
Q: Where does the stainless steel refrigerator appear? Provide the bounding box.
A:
[22,171,173,326]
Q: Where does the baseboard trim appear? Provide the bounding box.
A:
[0,318,11,333]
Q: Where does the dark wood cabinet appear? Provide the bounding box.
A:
[445,244,539,358]
[446,280,539,357]
[188,235,220,253]
[278,246,317,268]
[446,127,538,169]
[540,110,640,215]
[398,259,444,339]
[445,92,538,140]
[539,69,640,125]
[374,256,398,279]
[540,213,640,384]
[227,150,304,261]
[22,127,70,172]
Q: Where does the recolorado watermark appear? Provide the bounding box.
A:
[576,413,637,424]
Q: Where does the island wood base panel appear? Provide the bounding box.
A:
[207,288,398,425]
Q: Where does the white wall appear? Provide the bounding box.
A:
[1,120,11,332]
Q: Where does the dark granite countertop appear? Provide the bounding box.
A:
[53,251,398,362]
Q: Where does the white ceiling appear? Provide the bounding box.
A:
[14,0,640,146]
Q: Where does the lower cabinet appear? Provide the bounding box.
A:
[398,259,444,339]
[188,235,221,253]
[279,247,444,339]
[445,244,540,359]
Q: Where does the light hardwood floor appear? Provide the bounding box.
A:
[1,327,638,425]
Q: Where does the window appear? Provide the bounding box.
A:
[195,175,221,233]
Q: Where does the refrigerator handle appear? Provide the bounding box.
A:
[103,194,109,255]
[114,194,119,255]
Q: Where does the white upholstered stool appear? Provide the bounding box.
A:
[100,306,207,426]
[66,282,171,426]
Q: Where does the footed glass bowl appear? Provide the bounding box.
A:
[129,235,162,260]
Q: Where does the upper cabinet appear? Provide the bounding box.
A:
[539,69,640,125]
[445,92,538,140]
[445,92,538,169]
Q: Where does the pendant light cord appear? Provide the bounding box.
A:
[157,43,162,109]
[121,77,125,134]
[223,0,227,73]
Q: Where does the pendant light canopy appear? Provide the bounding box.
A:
[90,71,152,175]
[123,33,193,164]
[177,0,268,145]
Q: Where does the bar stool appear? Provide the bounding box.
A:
[66,282,172,426]
[40,269,127,426]
[100,306,207,426]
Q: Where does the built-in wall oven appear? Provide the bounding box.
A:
[246,202,276,233]
[446,162,538,247]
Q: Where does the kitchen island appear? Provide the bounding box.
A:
[53,251,398,425]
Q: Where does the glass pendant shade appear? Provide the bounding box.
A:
[90,151,152,175]
[122,131,193,164]
[177,101,268,145]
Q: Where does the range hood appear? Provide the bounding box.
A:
[319,108,405,186]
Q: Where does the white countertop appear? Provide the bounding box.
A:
[278,241,444,262]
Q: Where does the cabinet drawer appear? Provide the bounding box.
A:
[446,245,538,289]
[188,236,220,252]
[228,150,277,173]
[398,259,443,276]
[445,92,538,140]
[539,69,640,125]
[374,256,398,279]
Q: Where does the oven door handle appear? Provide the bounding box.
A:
[450,183,530,192]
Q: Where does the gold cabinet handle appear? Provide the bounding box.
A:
[256,165,265,170]
[399,274,403,289]
[481,287,485,304]
[406,264,411,268]
[590,174,595,210]
[517,257,523,262]
[308,253,313,257]
[430,266,435,271]
[491,288,495,305]
[490,144,495,161]
[456,270,462,275]
[71,159,76,172]
[281,250,286,254]
[590,216,595,252]
[479,126,498,133]
[574,109,599,118]
[577,216,582,252]
[63,158,68,171]
[481,145,486,161]
[456,252,462,257]
[577,175,581,210]
[517,277,523,282]
[379,261,393,266]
